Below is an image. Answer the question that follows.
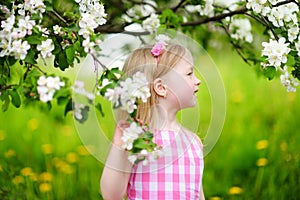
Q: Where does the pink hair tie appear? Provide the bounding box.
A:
[151,41,166,65]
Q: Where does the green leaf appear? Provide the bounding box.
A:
[9,90,21,108]
[24,49,37,64]
[143,131,153,140]
[44,0,54,12]
[54,51,69,71]
[26,35,42,45]
[95,103,104,117]
[54,87,70,98]
[2,92,10,112]
[66,46,75,65]
[133,138,147,149]
[7,56,17,66]
[263,66,276,80]
[286,54,295,66]
[64,98,73,116]
[99,83,116,96]
[57,96,70,105]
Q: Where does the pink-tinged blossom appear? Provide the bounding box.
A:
[151,41,166,57]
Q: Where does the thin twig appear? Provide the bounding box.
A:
[220,21,251,66]
[0,84,18,90]
[244,13,268,27]
[51,9,69,26]
[91,53,108,70]
[261,15,279,40]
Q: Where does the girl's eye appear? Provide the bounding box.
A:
[187,72,193,76]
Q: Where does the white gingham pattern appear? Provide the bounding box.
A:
[127,130,204,199]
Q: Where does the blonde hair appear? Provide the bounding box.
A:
[118,43,187,126]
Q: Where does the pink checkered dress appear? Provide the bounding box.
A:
[127,130,204,199]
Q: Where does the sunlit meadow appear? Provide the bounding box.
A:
[1,48,300,199]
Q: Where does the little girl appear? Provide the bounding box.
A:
[100,42,204,200]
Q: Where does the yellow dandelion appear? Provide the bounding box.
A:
[12,176,24,185]
[0,165,3,172]
[66,152,78,163]
[29,173,38,182]
[0,130,5,141]
[39,172,53,182]
[42,144,53,155]
[60,164,74,174]
[28,118,39,131]
[209,196,223,200]
[229,186,243,195]
[280,142,287,152]
[257,158,268,167]
[21,167,33,176]
[231,89,243,103]
[287,92,296,102]
[77,145,90,156]
[4,149,16,158]
[39,183,52,193]
[61,125,73,136]
[256,140,269,150]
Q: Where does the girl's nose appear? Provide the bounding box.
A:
[195,77,201,86]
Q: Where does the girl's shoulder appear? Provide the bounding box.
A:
[181,127,203,146]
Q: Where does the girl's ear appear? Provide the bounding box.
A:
[153,78,167,97]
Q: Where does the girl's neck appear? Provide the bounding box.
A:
[151,104,181,132]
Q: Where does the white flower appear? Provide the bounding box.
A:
[37,39,54,58]
[142,13,160,33]
[121,122,143,150]
[287,25,299,42]
[53,25,62,35]
[11,39,30,60]
[104,87,121,106]
[46,76,65,90]
[37,76,65,102]
[197,0,214,17]
[149,148,163,161]
[185,5,201,13]
[229,18,253,43]
[131,72,151,103]
[155,34,170,42]
[72,81,95,101]
[280,66,299,92]
[82,37,95,53]
[261,37,291,68]
[246,0,267,14]
[1,15,15,32]
[74,102,85,120]
[295,39,300,56]
[18,16,35,31]
[76,0,107,39]
[128,155,137,164]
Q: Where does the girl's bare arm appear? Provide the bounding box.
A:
[100,121,133,200]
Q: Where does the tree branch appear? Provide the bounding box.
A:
[182,7,248,26]
[274,0,299,7]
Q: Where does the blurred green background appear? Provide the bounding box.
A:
[1,47,300,200]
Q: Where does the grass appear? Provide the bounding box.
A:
[0,49,300,199]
